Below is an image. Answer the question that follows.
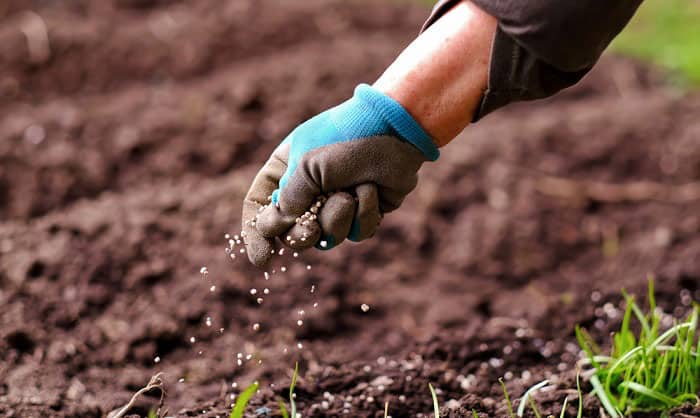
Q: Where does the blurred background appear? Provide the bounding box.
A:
[2,1,700,417]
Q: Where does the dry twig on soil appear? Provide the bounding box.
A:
[107,373,166,418]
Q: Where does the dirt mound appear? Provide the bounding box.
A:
[1,0,699,417]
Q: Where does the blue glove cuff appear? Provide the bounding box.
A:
[354,84,440,161]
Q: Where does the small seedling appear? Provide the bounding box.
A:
[279,362,299,418]
[428,383,440,417]
[577,279,699,417]
[229,381,259,418]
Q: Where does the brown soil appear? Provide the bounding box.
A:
[1,1,699,417]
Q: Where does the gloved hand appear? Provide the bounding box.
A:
[241,84,439,267]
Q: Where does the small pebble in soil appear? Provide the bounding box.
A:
[297,342,303,349]
[313,302,318,307]
[210,285,216,292]
[253,323,260,331]
[280,266,287,272]
[189,336,196,343]
[361,303,370,312]
[306,265,312,270]
[154,356,160,363]
[250,288,257,295]
[297,320,303,326]
[257,297,264,304]
[178,378,185,383]
[263,288,270,294]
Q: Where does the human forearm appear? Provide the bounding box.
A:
[373,1,496,147]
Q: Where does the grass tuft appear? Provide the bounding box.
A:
[578,279,699,415]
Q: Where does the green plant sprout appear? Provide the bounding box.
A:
[229,380,259,418]
[279,362,299,418]
[429,383,440,417]
[577,279,699,417]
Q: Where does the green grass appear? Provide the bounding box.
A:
[612,0,700,85]
[577,280,700,417]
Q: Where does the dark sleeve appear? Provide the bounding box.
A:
[422,0,643,120]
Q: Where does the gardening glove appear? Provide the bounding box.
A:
[242,84,439,267]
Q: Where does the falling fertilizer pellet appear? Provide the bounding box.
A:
[200,267,208,276]
[154,356,161,363]
[263,288,270,294]
[210,285,216,292]
[257,297,264,304]
[320,240,328,248]
[306,265,312,270]
[297,320,303,326]
[280,266,287,272]
[253,323,260,331]
[250,288,257,295]
[361,304,370,312]
[190,336,196,343]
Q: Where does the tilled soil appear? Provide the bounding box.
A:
[1,1,699,417]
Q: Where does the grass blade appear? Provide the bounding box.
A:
[499,378,516,418]
[528,396,542,418]
[516,380,549,417]
[289,362,299,418]
[559,397,569,418]
[429,383,440,418]
[279,399,289,418]
[590,375,620,418]
[575,373,583,418]
[230,381,259,418]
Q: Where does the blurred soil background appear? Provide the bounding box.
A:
[1,0,700,417]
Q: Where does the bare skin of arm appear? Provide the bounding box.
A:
[373,1,496,147]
